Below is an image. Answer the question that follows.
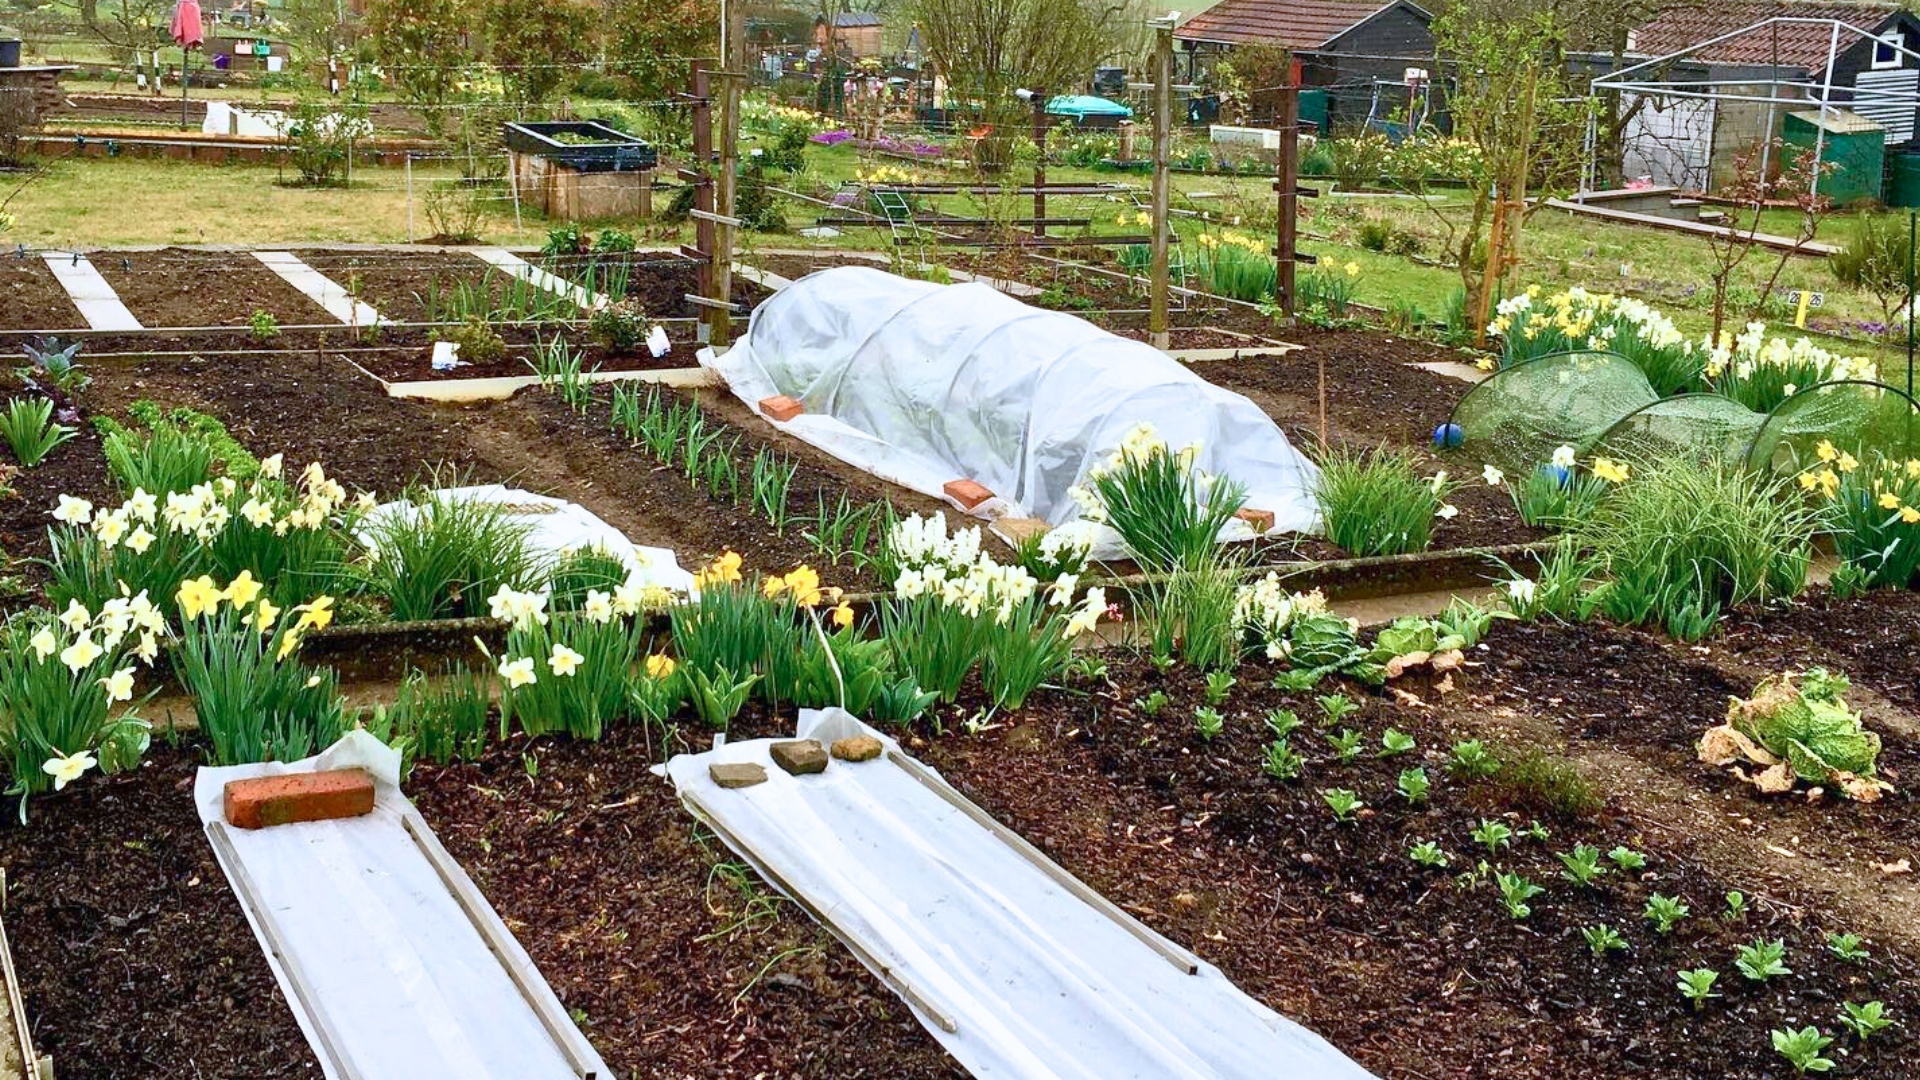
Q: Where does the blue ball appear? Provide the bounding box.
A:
[1433,422,1465,450]
[1540,464,1572,489]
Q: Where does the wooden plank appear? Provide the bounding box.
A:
[40,252,141,331]
[1543,198,1841,256]
[252,251,384,326]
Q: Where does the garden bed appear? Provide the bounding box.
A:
[90,248,335,329]
[0,258,81,333]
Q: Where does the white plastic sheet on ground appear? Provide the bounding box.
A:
[362,485,695,596]
[665,710,1376,1080]
[704,266,1321,540]
[195,732,612,1080]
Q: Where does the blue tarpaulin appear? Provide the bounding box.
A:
[1047,94,1133,119]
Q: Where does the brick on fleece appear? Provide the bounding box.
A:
[1235,507,1276,533]
[224,769,376,830]
[943,479,994,510]
[759,395,805,422]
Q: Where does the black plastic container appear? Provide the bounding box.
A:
[502,121,656,172]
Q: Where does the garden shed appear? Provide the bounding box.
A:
[814,12,884,58]
[1174,0,1434,128]
[1782,107,1886,203]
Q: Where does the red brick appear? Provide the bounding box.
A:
[224,769,376,830]
[943,479,994,509]
[1235,507,1276,533]
[759,394,804,422]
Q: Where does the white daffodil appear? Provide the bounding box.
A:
[41,750,97,791]
[125,525,155,554]
[126,488,158,523]
[1482,464,1505,486]
[241,498,275,528]
[548,643,585,677]
[1506,578,1538,604]
[99,667,136,703]
[1436,503,1459,520]
[58,599,91,634]
[499,656,537,689]
[29,626,57,661]
[1551,445,1577,470]
[582,589,615,624]
[52,494,93,526]
[60,634,103,673]
[134,631,160,665]
[93,510,129,547]
[259,453,284,479]
[1428,471,1449,494]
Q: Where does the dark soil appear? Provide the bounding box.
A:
[916,646,1920,1080]
[410,722,966,1080]
[287,249,496,324]
[0,400,113,581]
[1715,588,1920,714]
[0,748,321,1080]
[91,248,335,329]
[0,258,80,333]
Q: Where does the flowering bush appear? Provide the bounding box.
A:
[1071,423,1248,571]
[0,598,158,811]
[1799,445,1920,589]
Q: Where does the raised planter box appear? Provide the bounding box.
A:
[502,121,656,173]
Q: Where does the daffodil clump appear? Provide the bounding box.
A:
[46,455,368,621]
[1704,323,1877,412]
[1487,288,1875,406]
[1486,445,1611,529]
[1314,449,1457,557]
[855,165,920,186]
[170,573,345,765]
[1193,230,1278,303]
[490,584,654,741]
[1070,423,1249,571]
[882,514,1109,708]
[1801,444,1920,589]
[1233,574,1333,660]
[0,594,162,809]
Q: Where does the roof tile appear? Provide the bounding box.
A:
[1631,2,1901,70]
[1175,0,1404,49]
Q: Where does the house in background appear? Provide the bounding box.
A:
[1173,0,1434,130]
[1611,1,1920,198]
[813,12,884,59]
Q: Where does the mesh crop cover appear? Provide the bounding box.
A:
[1448,351,1658,474]
[704,266,1322,536]
[1744,381,1920,474]
[1592,395,1769,467]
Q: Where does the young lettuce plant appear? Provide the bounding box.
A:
[1644,894,1690,935]
[1581,924,1629,957]
[1770,1026,1836,1075]
[1558,844,1609,887]
[1326,727,1363,762]
[1193,707,1225,742]
[1838,1001,1893,1042]
[1408,841,1450,869]
[1262,738,1303,781]
[1826,932,1869,963]
[1396,767,1430,804]
[1495,871,1545,919]
[1472,818,1513,854]
[1322,788,1364,823]
[1676,968,1721,1010]
[1735,938,1792,982]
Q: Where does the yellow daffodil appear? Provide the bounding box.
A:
[1343,261,1360,279]
[224,571,263,608]
[644,653,676,680]
[500,656,537,688]
[1592,458,1630,484]
[293,596,335,632]
[99,667,136,703]
[696,551,744,587]
[276,629,303,662]
[176,576,222,621]
[60,634,102,673]
[548,643,585,677]
[1837,451,1859,473]
[1816,439,1839,463]
[1818,469,1841,498]
[1797,470,1820,491]
[1881,492,1903,510]
[781,565,824,607]
[832,601,855,629]
[41,750,96,791]
[1903,506,1920,524]
[254,598,281,632]
[762,575,788,598]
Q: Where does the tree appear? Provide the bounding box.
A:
[1430,6,1587,344]
[607,0,718,106]
[56,0,171,94]
[364,0,479,135]
[484,0,599,106]
[909,0,1121,170]
[1702,139,1833,338]
[279,0,362,72]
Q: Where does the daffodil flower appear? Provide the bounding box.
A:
[254,598,281,632]
[41,750,96,791]
[1505,578,1537,604]
[1551,445,1577,470]
[831,601,855,629]
[176,576,223,621]
[1880,492,1903,510]
[99,667,136,703]
[1482,465,1505,486]
[52,494,93,526]
[645,654,676,680]
[125,526,154,554]
[58,599,90,634]
[29,626,58,661]
[1591,458,1630,484]
[582,589,615,623]
[260,453,284,479]
[548,643,585,677]
[1436,503,1459,520]
[500,656,538,688]
[60,634,102,674]
[224,571,263,608]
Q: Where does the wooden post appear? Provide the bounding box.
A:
[1273,83,1300,318]
[690,62,717,339]
[1031,88,1048,239]
[1150,20,1173,352]
[713,0,747,347]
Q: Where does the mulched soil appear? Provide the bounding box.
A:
[0,398,113,587]
[1714,588,1920,714]
[0,260,82,334]
[0,748,321,1080]
[90,248,335,329]
[287,249,497,325]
